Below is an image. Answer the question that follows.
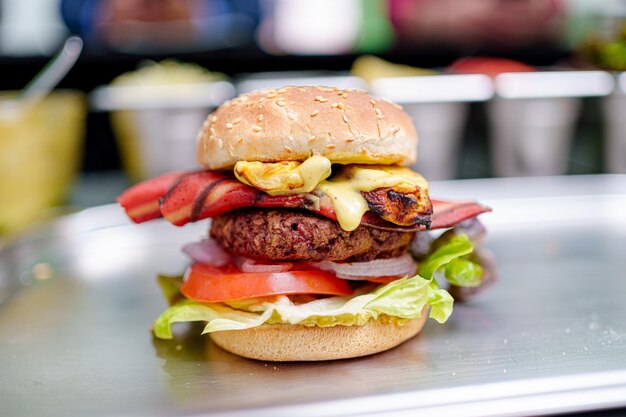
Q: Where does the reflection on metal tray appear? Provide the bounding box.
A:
[1,175,626,417]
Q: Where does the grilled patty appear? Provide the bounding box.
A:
[210,208,414,262]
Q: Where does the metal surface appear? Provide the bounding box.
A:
[371,74,494,103]
[494,71,615,99]
[1,175,626,417]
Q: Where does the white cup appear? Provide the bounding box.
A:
[487,97,581,177]
[404,102,469,180]
[371,74,493,180]
[603,87,626,173]
[113,107,211,179]
[91,81,235,181]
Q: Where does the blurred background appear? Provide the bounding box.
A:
[0,0,625,233]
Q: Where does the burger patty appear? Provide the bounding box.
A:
[210,209,414,262]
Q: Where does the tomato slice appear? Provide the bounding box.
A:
[363,275,404,284]
[181,263,353,302]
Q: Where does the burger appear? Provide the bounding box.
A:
[117,86,493,361]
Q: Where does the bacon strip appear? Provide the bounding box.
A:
[359,199,490,231]
[117,170,490,230]
[117,171,184,223]
[430,199,492,229]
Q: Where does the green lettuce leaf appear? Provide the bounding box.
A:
[157,275,183,305]
[444,258,483,287]
[427,282,454,323]
[419,234,473,279]
[420,233,483,288]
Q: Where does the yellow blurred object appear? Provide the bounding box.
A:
[352,55,439,83]
[0,91,86,234]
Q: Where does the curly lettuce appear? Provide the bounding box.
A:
[419,234,484,287]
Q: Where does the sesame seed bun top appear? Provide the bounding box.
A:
[196,86,418,170]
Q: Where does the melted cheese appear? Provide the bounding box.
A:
[233,157,429,232]
[318,165,429,231]
[234,155,331,196]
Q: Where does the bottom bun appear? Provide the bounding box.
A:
[209,312,428,362]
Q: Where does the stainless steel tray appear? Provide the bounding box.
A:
[2,175,626,417]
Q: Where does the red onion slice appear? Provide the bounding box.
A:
[182,238,232,266]
[237,257,293,273]
[455,218,487,248]
[307,254,417,280]
[410,232,434,259]
[182,237,294,273]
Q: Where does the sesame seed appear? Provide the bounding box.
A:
[211,116,218,122]
[246,101,255,107]
[346,138,355,143]
[210,127,216,135]
[240,95,249,102]
[315,96,328,103]
[257,114,264,122]
[326,144,336,149]
[370,99,377,105]
[310,110,320,117]
[308,136,317,142]
[252,125,262,132]
[331,102,345,109]
[226,123,233,129]
[284,146,293,153]
[267,92,277,98]
[391,125,400,133]
[375,108,383,119]
[342,114,349,123]
[382,98,402,109]
[341,92,348,98]
[276,100,286,107]
[232,117,242,124]
[237,138,243,144]
[331,102,339,108]
[278,88,288,93]
[287,112,295,120]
